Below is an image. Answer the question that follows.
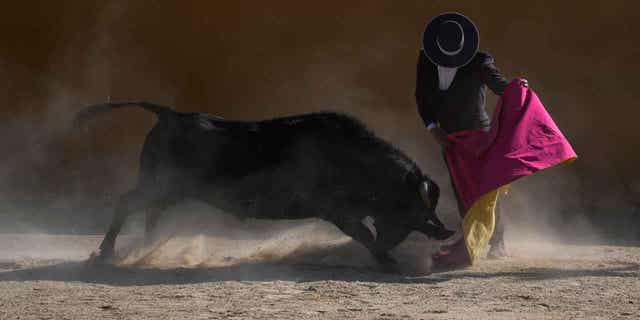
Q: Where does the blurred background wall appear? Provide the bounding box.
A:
[0,1,638,239]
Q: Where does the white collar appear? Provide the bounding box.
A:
[437,65,458,90]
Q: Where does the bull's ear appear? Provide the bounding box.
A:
[419,177,440,210]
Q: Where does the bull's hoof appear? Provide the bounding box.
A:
[86,249,116,266]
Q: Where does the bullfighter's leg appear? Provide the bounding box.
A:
[332,217,397,266]
[96,189,157,260]
[487,193,508,258]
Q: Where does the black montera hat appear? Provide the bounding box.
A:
[422,12,479,68]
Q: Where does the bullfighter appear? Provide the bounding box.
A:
[415,12,514,260]
[415,12,576,268]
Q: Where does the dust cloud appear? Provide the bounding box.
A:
[108,201,439,274]
[0,1,638,273]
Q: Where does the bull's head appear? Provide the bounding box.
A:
[419,176,457,241]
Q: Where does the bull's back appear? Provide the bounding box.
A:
[142,111,423,219]
[159,112,374,177]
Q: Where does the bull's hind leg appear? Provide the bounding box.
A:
[144,198,178,244]
[96,189,157,261]
[144,206,163,243]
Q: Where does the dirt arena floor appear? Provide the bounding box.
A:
[1,222,638,320]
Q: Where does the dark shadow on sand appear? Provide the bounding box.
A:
[1,254,638,287]
[0,261,430,286]
[428,263,640,282]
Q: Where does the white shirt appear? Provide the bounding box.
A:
[427,66,458,130]
[437,65,458,91]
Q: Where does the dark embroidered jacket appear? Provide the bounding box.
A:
[415,50,509,133]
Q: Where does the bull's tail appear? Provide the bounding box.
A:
[73,101,174,127]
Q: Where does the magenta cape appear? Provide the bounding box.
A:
[445,79,577,212]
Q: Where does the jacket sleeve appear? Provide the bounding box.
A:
[480,53,509,96]
[415,51,436,127]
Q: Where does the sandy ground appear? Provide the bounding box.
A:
[0,228,639,320]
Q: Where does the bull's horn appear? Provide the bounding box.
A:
[433,228,463,246]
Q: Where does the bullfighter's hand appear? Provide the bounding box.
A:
[430,127,453,149]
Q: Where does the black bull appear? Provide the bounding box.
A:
[75,102,455,267]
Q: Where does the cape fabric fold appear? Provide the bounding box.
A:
[445,79,577,263]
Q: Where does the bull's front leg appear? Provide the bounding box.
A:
[332,217,398,269]
[415,220,456,241]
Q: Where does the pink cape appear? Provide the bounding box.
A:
[445,79,577,212]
